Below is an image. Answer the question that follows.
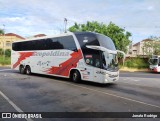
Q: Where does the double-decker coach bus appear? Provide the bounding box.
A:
[11,32,124,83]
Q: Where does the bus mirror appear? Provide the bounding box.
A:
[116,50,126,66]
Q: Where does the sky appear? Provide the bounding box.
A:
[0,0,160,43]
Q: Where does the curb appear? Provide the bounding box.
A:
[0,65,11,67]
[119,68,149,72]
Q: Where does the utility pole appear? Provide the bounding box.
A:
[3,24,5,62]
[64,18,67,33]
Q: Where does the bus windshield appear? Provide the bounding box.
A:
[75,32,118,71]
[149,59,158,65]
[102,52,118,70]
[97,34,118,71]
[96,34,116,51]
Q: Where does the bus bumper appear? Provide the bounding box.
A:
[104,72,119,83]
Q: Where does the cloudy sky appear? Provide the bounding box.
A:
[0,0,160,43]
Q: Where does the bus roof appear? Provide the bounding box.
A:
[13,31,111,43]
[12,32,74,43]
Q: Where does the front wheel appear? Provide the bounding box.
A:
[72,70,81,83]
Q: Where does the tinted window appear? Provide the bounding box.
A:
[59,36,77,50]
[83,49,102,68]
[75,33,101,67]
[75,33,100,49]
[96,34,116,50]
[12,36,77,51]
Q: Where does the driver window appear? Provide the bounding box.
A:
[84,50,101,68]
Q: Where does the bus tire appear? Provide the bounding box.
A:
[72,70,81,83]
[25,66,31,75]
[19,65,25,74]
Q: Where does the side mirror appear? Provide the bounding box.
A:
[116,50,126,66]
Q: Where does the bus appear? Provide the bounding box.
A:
[11,32,124,83]
[149,55,160,72]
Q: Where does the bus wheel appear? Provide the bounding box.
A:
[72,70,81,83]
[25,66,31,75]
[19,65,25,74]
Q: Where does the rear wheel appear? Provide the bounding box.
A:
[19,65,25,74]
[25,66,31,75]
[72,70,81,83]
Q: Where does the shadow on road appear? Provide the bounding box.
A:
[22,72,118,88]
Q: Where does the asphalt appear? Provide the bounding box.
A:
[0,68,160,121]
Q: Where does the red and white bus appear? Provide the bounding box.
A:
[11,32,124,83]
[149,55,160,72]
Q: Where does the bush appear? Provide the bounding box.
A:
[5,49,11,57]
[0,48,3,56]
[0,56,11,65]
[0,49,11,57]
[124,57,149,69]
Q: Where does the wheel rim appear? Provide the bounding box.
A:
[73,73,77,81]
[20,67,24,73]
[26,67,31,74]
[26,69,30,74]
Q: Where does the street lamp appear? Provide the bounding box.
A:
[3,24,5,62]
[64,18,67,33]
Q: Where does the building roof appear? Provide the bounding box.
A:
[4,33,25,40]
[133,39,153,46]
[34,34,46,38]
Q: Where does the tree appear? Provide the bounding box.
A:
[69,21,131,53]
[143,37,160,56]
[0,48,3,55]
[0,29,4,35]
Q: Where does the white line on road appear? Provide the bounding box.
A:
[0,90,34,121]
[119,77,140,82]
[0,69,12,72]
[56,80,160,109]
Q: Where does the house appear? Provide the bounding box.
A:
[132,39,157,56]
[34,34,46,38]
[0,33,25,50]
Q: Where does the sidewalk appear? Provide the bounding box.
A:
[0,64,11,67]
[120,67,149,72]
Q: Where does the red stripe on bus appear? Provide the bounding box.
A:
[13,52,34,69]
[44,49,83,76]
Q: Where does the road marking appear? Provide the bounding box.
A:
[119,77,140,82]
[118,81,149,87]
[125,77,140,82]
[55,80,160,109]
[0,69,12,72]
[0,90,34,121]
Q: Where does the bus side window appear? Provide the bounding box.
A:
[95,59,100,68]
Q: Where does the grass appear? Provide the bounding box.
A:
[0,56,11,65]
[124,57,149,69]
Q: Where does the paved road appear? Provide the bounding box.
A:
[0,68,160,121]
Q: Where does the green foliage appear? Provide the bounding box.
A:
[0,49,11,57]
[143,39,160,56]
[69,21,132,54]
[5,49,11,57]
[0,29,4,35]
[0,49,11,65]
[124,58,149,69]
[0,48,3,55]
[0,56,11,65]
